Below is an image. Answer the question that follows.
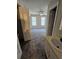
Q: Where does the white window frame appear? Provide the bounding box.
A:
[31,16,36,26]
[41,17,46,26]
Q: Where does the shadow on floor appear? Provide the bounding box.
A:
[21,29,47,59]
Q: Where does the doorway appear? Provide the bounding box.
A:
[47,7,57,36]
[30,15,47,37]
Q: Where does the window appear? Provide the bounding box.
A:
[32,17,36,26]
[41,17,45,26]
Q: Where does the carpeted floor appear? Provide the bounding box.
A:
[21,29,47,59]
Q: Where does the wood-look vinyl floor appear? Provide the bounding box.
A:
[21,29,47,59]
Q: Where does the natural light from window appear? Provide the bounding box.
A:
[41,17,45,26]
[32,17,36,26]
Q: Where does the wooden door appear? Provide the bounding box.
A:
[19,5,31,41]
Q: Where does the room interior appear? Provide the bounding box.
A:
[17,0,62,59]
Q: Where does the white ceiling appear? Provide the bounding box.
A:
[18,0,57,15]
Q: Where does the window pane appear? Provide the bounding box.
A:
[32,17,36,26]
[41,17,45,26]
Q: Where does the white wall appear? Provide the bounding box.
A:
[48,0,58,10]
[30,14,47,29]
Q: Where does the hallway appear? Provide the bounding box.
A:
[17,0,62,59]
[21,29,47,59]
